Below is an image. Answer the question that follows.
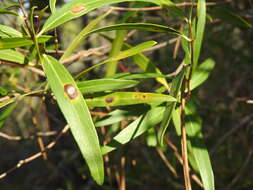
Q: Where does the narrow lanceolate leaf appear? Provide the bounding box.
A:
[49,0,57,13]
[189,58,216,91]
[101,106,165,154]
[0,90,43,109]
[106,30,127,76]
[0,35,53,49]
[107,72,170,80]
[85,92,176,107]
[110,41,156,62]
[172,106,181,136]
[60,10,111,61]
[0,8,18,16]
[89,23,188,40]
[0,49,26,64]
[75,41,157,79]
[77,79,139,94]
[146,127,157,147]
[0,98,15,109]
[0,24,22,37]
[96,106,146,127]
[41,55,104,185]
[157,67,186,145]
[211,8,252,28]
[130,46,169,88]
[39,0,171,34]
[185,102,214,190]
[101,34,169,88]
[0,102,17,128]
[193,0,206,70]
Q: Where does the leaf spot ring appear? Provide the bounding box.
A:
[64,84,78,99]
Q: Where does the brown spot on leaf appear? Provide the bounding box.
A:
[64,84,78,99]
[133,94,139,99]
[142,94,148,99]
[105,97,114,103]
[71,5,86,13]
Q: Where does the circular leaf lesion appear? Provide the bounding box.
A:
[64,84,78,99]
[71,5,86,14]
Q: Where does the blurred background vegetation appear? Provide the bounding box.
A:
[0,0,253,189]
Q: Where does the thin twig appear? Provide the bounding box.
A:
[210,114,253,155]
[31,113,48,160]
[246,99,253,104]
[17,0,33,36]
[0,60,45,76]
[0,131,58,141]
[145,38,178,53]
[0,125,70,179]
[173,24,184,59]
[90,111,108,117]
[156,148,178,178]
[61,45,109,65]
[164,137,204,188]
[180,95,192,190]
[225,148,253,190]
[120,157,126,190]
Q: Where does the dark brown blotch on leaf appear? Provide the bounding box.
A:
[71,5,86,13]
[64,84,78,99]
[142,94,147,99]
[105,97,114,104]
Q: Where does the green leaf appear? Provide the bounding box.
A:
[106,30,127,76]
[77,79,139,94]
[0,49,26,64]
[111,41,156,61]
[172,106,181,136]
[41,55,104,185]
[146,127,157,147]
[86,92,176,107]
[123,40,170,88]
[107,72,171,80]
[0,103,17,128]
[0,35,53,49]
[75,41,157,79]
[0,98,15,109]
[96,106,146,127]
[0,24,22,37]
[105,2,148,76]
[0,8,18,16]
[60,10,112,61]
[157,67,186,145]
[0,90,44,109]
[211,7,252,28]
[39,0,171,34]
[101,33,169,88]
[89,23,188,40]
[190,58,216,91]
[193,0,206,70]
[165,4,186,19]
[185,102,214,190]
[101,106,165,154]
[49,0,57,13]
[0,87,8,96]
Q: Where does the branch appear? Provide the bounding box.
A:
[0,60,45,77]
[0,125,70,179]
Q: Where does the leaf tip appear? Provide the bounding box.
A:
[150,40,158,46]
[92,167,104,185]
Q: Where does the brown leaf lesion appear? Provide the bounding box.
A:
[64,84,78,99]
[71,5,86,14]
